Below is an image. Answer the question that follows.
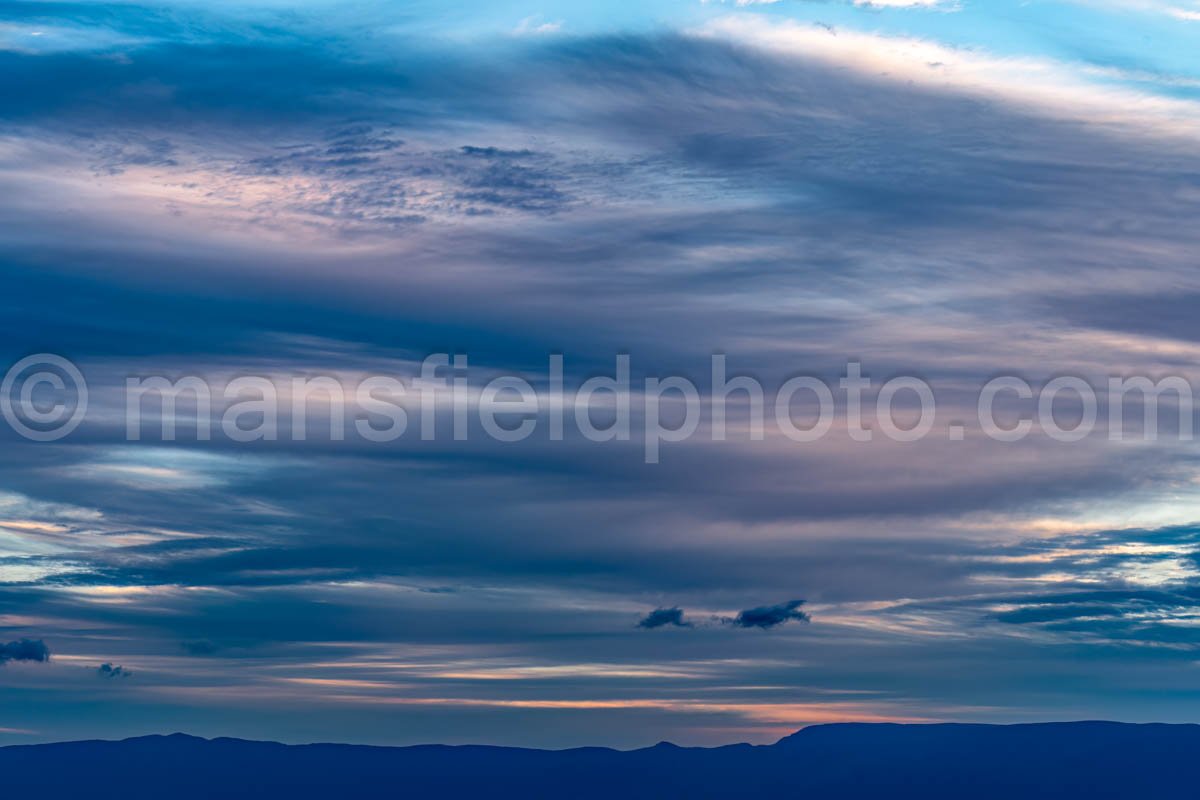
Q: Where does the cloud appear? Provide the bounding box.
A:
[638,608,692,629]
[728,600,811,629]
[97,662,131,678]
[0,639,50,663]
[514,15,563,36]
[1092,1,1200,21]
[697,14,1200,136]
[3,1,1200,748]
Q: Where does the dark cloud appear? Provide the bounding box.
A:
[0,639,50,663]
[637,608,692,629]
[728,601,810,630]
[96,663,131,678]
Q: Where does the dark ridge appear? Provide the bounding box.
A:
[3,721,1196,799]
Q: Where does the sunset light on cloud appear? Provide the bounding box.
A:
[3,0,1200,761]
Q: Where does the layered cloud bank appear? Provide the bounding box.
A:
[2,0,1200,747]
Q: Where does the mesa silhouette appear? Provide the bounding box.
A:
[2,721,1192,798]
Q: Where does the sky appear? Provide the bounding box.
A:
[3,0,1200,749]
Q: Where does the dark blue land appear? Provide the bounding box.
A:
[3,722,1194,798]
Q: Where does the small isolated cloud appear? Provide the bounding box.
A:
[514,15,563,36]
[638,607,693,629]
[0,639,50,664]
[728,600,810,629]
[97,663,131,678]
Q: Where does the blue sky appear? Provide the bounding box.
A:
[3,0,1200,748]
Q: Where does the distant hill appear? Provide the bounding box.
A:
[3,721,1196,798]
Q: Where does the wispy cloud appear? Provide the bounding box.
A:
[514,15,563,36]
[3,0,1200,748]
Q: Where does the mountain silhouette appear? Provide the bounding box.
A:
[2,721,1194,798]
